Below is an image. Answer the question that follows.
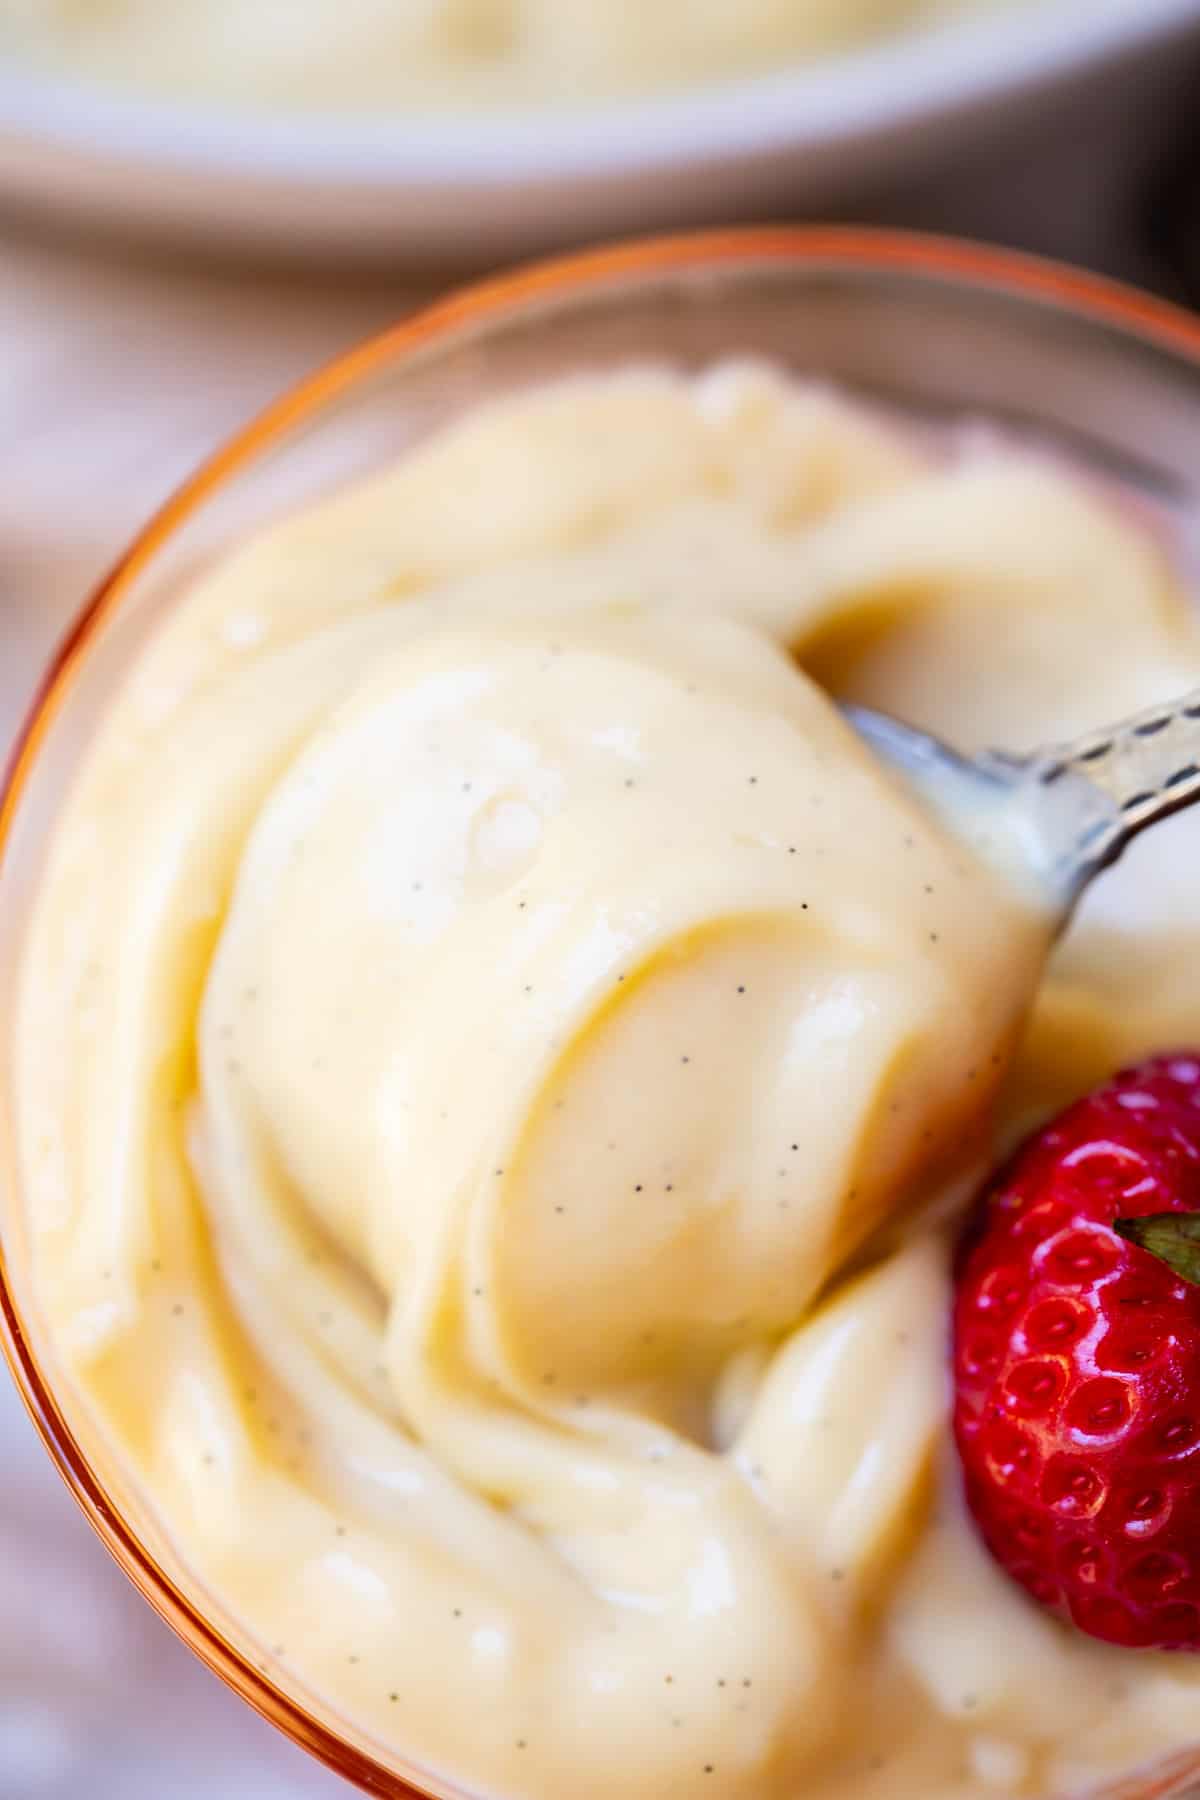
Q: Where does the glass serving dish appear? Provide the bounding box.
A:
[2,228,1200,1800]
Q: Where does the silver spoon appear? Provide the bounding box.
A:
[844,685,1200,925]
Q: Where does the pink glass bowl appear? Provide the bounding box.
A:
[2,228,1200,1800]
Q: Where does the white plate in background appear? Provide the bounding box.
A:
[0,0,1199,262]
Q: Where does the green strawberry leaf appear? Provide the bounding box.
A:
[1114,1212,1200,1285]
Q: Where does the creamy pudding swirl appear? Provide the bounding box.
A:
[16,366,1200,1798]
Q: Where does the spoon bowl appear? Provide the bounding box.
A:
[846,685,1200,922]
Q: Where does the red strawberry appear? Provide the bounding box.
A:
[953,1051,1200,1651]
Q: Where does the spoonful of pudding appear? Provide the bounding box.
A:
[847,685,1200,923]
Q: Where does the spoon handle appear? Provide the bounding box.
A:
[1026,685,1200,899]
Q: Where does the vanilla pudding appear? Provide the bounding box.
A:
[14,363,1200,1798]
[2,0,1023,112]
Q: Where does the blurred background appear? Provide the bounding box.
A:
[5,2,1200,1792]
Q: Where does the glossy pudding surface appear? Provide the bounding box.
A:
[15,363,1200,1799]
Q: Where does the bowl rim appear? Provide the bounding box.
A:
[6,225,1200,1799]
[0,0,1198,185]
